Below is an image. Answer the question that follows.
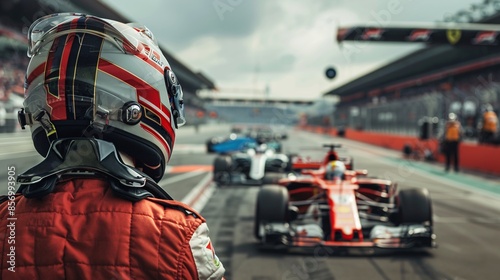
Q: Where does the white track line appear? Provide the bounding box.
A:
[159,168,207,186]
[0,151,39,160]
[181,172,215,212]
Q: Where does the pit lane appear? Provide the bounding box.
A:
[195,125,500,280]
[1,124,499,280]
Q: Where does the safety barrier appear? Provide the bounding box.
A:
[300,126,500,175]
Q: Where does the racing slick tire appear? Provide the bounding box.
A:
[254,185,289,240]
[262,172,285,185]
[213,156,232,186]
[206,138,219,153]
[397,188,432,225]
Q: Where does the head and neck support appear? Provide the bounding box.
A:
[17,138,172,202]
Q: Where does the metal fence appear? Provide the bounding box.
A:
[332,76,500,139]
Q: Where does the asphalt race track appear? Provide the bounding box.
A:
[1,124,500,280]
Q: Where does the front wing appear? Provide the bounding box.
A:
[258,222,435,250]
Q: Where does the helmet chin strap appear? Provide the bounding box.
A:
[18,108,58,143]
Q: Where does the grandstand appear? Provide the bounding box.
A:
[0,24,28,132]
[205,102,299,126]
[325,5,500,140]
[200,87,315,126]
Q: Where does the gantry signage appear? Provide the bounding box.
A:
[337,23,500,46]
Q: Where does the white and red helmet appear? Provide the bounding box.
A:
[326,160,346,180]
[21,13,186,181]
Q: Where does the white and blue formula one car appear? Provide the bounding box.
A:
[212,143,290,186]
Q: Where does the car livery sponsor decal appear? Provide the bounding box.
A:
[330,190,362,230]
[331,193,354,205]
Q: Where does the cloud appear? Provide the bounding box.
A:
[102,0,483,100]
[114,0,264,49]
[172,1,420,99]
[261,54,295,73]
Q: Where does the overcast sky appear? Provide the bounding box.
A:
[102,0,482,100]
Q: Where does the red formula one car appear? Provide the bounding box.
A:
[254,144,435,251]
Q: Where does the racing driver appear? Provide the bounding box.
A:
[0,13,225,279]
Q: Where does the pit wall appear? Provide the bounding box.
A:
[301,126,500,176]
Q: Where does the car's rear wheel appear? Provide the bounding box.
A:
[254,185,289,240]
[206,142,214,153]
[213,156,232,185]
[397,188,432,225]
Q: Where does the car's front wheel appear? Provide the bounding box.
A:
[213,156,232,186]
[397,188,432,225]
[254,185,289,240]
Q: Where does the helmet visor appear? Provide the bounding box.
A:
[28,13,141,57]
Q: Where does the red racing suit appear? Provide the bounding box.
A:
[0,177,225,279]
